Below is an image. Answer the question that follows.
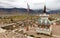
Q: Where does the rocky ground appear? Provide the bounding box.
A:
[0,19,60,38]
[0,24,60,38]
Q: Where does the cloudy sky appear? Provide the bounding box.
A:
[0,0,60,10]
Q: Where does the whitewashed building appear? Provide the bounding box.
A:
[36,5,53,35]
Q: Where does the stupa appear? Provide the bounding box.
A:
[38,5,52,25]
[36,5,53,35]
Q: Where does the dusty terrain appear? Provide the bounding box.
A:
[0,24,60,38]
[0,14,60,38]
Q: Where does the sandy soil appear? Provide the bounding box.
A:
[0,24,60,38]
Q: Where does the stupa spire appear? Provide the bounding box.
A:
[27,3,30,13]
[43,5,46,13]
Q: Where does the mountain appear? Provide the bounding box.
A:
[0,8,60,14]
[47,9,60,14]
[0,8,30,14]
[0,8,42,14]
[34,9,60,14]
[0,8,27,12]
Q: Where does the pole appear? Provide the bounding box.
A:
[27,2,30,19]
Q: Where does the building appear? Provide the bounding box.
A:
[36,5,53,35]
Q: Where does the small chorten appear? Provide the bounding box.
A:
[38,5,52,25]
[36,5,53,35]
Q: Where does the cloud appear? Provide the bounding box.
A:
[0,0,60,10]
[46,0,60,10]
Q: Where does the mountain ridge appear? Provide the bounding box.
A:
[0,8,60,14]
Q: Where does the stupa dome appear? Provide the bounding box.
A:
[38,18,52,25]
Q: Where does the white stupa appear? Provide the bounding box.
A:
[38,5,52,25]
[37,5,53,35]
